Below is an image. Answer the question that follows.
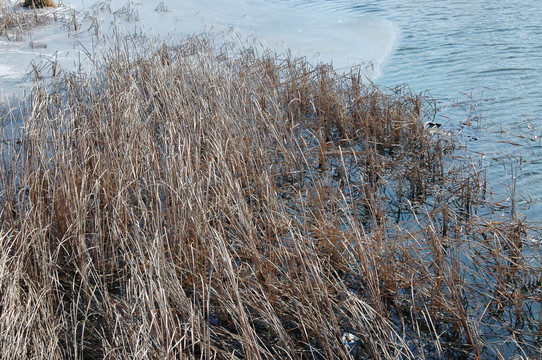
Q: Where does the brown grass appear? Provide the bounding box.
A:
[22,0,55,9]
[0,32,540,359]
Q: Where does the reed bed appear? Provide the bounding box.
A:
[0,32,541,359]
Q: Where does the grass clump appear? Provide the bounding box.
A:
[0,0,55,39]
[22,0,55,8]
[0,33,541,359]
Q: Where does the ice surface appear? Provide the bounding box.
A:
[0,0,396,99]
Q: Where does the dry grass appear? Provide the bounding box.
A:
[1,32,541,359]
[0,0,56,39]
[22,0,55,8]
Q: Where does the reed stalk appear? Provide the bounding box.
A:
[0,28,540,360]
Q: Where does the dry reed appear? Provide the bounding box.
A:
[0,0,56,39]
[22,0,55,8]
[0,30,541,359]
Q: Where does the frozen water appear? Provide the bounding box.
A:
[0,0,396,99]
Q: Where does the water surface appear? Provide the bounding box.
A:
[271,0,542,221]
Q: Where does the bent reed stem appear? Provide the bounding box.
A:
[0,31,540,359]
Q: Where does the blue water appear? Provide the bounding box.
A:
[269,0,542,222]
